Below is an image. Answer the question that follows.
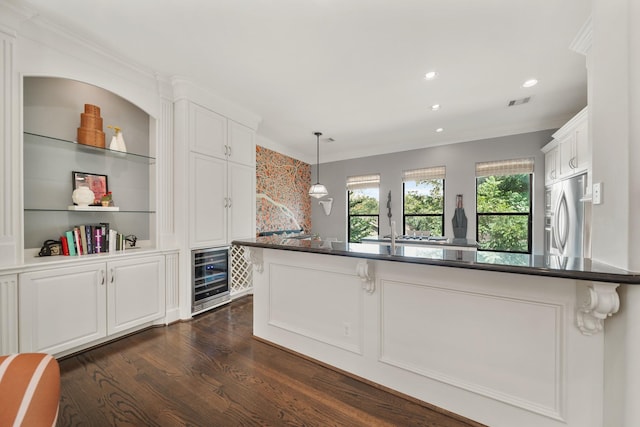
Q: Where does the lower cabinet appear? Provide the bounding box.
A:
[19,255,165,355]
[107,256,165,335]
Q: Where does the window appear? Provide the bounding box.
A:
[402,166,445,237]
[476,158,533,253]
[347,174,380,243]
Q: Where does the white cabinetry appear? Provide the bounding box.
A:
[542,107,589,186]
[188,103,256,166]
[189,102,227,159]
[107,256,165,335]
[19,264,107,354]
[228,119,256,166]
[19,255,165,356]
[189,153,227,247]
[0,275,19,355]
[542,144,559,184]
[183,101,256,249]
[228,162,256,241]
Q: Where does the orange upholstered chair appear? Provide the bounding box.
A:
[0,353,60,427]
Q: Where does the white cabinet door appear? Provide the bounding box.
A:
[228,162,256,241]
[558,134,575,178]
[107,256,165,335]
[575,119,590,173]
[189,102,227,159]
[189,152,228,248]
[19,263,107,354]
[227,120,256,166]
[544,146,558,185]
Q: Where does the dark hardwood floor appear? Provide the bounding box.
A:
[57,296,485,427]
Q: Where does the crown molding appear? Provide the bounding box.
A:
[570,15,593,55]
[171,76,262,131]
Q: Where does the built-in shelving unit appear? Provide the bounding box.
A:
[22,78,155,253]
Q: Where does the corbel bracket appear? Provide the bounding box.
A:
[243,247,264,274]
[576,282,620,336]
[356,260,375,294]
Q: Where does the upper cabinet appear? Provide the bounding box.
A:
[175,99,257,250]
[189,102,227,159]
[542,107,589,185]
[542,143,559,184]
[188,102,255,167]
[227,120,256,166]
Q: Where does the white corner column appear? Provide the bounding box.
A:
[590,0,640,425]
[0,274,18,354]
[0,25,19,267]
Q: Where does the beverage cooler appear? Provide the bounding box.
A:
[192,247,231,314]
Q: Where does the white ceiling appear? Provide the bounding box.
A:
[11,0,590,163]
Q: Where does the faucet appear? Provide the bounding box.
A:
[390,220,397,254]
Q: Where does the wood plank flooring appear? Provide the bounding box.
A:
[57,296,485,427]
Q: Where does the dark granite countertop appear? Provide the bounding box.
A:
[233,236,640,284]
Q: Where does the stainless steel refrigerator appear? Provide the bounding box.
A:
[544,173,591,264]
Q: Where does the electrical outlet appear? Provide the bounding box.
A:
[593,182,603,205]
[343,322,351,337]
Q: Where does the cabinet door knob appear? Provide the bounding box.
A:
[110,268,115,283]
[100,270,105,285]
[228,146,232,157]
[228,198,232,208]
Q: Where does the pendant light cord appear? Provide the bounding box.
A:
[314,131,322,184]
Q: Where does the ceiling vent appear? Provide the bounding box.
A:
[508,97,531,107]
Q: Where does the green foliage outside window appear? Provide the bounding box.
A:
[348,189,379,243]
[476,174,531,252]
[403,179,444,236]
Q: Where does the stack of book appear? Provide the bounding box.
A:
[59,223,127,256]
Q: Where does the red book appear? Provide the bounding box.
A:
[60,236,69,256]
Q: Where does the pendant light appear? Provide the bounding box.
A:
[309,131,328,198]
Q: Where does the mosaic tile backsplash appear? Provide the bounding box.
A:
[256,146,311,235]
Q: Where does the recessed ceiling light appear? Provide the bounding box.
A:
[431,104,440,111]
[436,127,444,133]
[424,71,438,80]
[522,79,538,88]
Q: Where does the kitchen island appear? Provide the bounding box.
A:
[234,236,640,427]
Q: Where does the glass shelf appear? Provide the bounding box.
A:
[24,208,156,214]
[24,132,155,162]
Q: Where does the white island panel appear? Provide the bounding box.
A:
[249,247,605,427]
[269,262,363,354]
[380,278,563,418]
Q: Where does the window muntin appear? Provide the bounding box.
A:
[476,159,533,253]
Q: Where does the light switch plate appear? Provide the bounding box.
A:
[593,182,603,205]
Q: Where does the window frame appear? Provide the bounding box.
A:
[347,189,380,243]
[402,180,445,237]
[475,173,533,254]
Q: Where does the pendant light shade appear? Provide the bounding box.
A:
[309,131,328,198]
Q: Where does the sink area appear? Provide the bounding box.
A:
[382,234,448,241]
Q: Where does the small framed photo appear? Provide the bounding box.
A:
[72,171,108,205]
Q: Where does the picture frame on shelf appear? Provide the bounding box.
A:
[72,171,108,205]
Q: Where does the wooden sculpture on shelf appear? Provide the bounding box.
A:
[77,103,105,148]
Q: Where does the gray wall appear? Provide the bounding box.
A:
[311,129,554,254]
